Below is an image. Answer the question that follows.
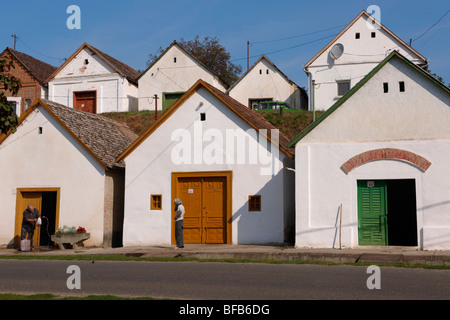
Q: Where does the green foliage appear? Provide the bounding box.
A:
[0,56,21,134]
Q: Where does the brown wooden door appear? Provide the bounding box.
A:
[178,178,203,243]
[15,192,42,247]
[74,91,96,113]
[203,177,226,244]
[175,177,227,244]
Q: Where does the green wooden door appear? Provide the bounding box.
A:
[357,180,388,246]
[163,92,184,110]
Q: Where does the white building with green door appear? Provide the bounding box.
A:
[138,41,228,111]
[288,51,450,250]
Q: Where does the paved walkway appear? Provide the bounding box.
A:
[1,244,450,265]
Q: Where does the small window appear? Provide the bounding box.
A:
[371,32,376,38]
[383,82,389,93]
[259,69,262,75]
[25,99,32,110]
[174,57,177,63]
[337,80,351,96]
[200,113,206,121]
[84,59,89,65]
[355,32,360,39]
[399,81,405,92]
[248,195,261,212]
[266,69,269,74]
[151,195,162,210]
[8,101,17,114]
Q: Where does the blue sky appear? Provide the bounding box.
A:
[1,0,448,88]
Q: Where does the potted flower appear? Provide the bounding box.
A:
[51,225,90,250]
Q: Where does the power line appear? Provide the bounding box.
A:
[233,33,339,63]
[250,24,346,44]
[16,36,66,62]
[413,10,450,42]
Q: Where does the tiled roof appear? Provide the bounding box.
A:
[2,47,57,85]
[87,44,140,85]
[41,99,138,168]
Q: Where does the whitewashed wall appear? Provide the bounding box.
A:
[295,56,450,250]
[295,140,450,250]
[123,87,293,246]
[48,48,138,113]
[138,45,227,111]
[307,14,426,111]
[0,107,106,247]
[228,58,302,109]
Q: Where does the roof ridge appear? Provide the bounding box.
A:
[117,79,293,162]
[304,10,427,68]
[288,50,449,147]
[46,43,140,84]
[137,40,230,88]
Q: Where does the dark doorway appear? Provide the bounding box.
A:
[386,179,418,246]
[39,192,57,247]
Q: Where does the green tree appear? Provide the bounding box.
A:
[147,35,242,86]
[0,56,21,134]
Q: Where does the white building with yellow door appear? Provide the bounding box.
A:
[118,80,295,246]
[0,99,137,248]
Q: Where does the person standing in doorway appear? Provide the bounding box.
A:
[174,198,185,249]
[21,204,41,249]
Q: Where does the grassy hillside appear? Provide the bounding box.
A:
[102,108,324,141]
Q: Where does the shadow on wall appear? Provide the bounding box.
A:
[128,95,139,112]
[286,87,308,110]
[231,168,295,245]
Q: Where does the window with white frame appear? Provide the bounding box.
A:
[7,97,21,117]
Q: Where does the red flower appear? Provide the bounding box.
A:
[77,226,86,233]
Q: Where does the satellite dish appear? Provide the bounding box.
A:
[329,43,344,60]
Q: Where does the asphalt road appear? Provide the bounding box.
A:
[1,260,449,300]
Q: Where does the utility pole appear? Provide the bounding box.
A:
[154,94,159,121]
[247,41,250,70]
[11,34,17,50]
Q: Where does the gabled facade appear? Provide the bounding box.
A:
[0,47,57,117]
[47,43,140,114]
[304,10,428,111]
[228,55,307,110]
[118,80,295,246]
[288,51,450,250]
[0,99,137,248]
[138,41,229,111]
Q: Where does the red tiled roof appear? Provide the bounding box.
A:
[1,47,57,85]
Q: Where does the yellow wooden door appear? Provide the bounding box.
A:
[178,178,203,243]
[203,178,226,244]
[15,192,42,247]
[175,177,227,244]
